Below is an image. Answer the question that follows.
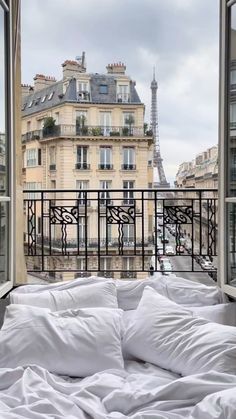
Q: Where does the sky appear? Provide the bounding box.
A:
[21,0,219,185]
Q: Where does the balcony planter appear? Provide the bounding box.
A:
[146,129,153,136]
[110,131,120,136]
[122,127,129,136]
[91,127,102,136]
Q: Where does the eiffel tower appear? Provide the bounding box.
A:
[151,68,170,188]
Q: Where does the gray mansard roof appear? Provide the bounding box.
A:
[22,74,142,117]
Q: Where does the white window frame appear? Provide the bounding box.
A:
[100,147,112,167]
[26,148,37,167]
[77,146,88,165]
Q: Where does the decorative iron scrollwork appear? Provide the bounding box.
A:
[164,206,193,224]
[107,206,135,224]
[50,206,78,224]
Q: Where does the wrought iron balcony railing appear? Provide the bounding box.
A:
[23,188,218,279]
[21,125,154,142]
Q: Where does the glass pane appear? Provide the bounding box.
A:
[0,7,7,196]
[0,202,8,284]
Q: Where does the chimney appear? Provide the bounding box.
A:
[21,84,34,97]
[33,74,57,92]
[62,58,86,79]
[106,62,126,74]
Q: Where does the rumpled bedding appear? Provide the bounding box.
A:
[1,362,236,418]
[2,276,236,418]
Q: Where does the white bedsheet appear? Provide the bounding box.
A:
[0,362,236,418]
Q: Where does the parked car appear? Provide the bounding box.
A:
[201,261,214,270]
[165,245,175,255]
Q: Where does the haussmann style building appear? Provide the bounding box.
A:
[21,57,154,281]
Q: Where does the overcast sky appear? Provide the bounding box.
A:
[21,0,219,185]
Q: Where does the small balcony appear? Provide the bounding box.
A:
[75,163,90,170]
[121,164,136,170]
[98,164,113,170]
[23,188,218,282]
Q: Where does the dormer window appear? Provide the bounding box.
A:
[35,97,40,106]
[117,84,130,103]
[22,103,26,111]
[41,95,46,103]
[77,80,90,101]
[48,92,54,101]
[28,100,33,108]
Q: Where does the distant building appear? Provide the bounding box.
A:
[175,145,218,252]
[21,56,154,281]
[175,145,218,189]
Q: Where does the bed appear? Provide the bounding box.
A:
[0,274,236,419]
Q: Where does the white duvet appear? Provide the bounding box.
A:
[0,362,236,418]
[2,277,236,418]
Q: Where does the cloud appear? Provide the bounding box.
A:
[21,0,219,183]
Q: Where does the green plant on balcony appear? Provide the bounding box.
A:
[110,130,120,136]
[76,115,88,135]
[122,126,129,136]
[43,117,56,137]
[91,127,102,136]
[124,115,135,136]
[146,128,153,136]
[144,122,148,134]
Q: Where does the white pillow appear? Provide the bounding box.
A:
[0,304,124,377]
[10,280,118,310]
[10,275,110,295]
[116,275,226,310]
[122,286,236,376]
[192,303,236,327]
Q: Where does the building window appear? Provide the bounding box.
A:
[99,146,112,169]
[76,110,88,135]
[123,112,135,135]
[123,224,134,245]
[100,217,112,244]
[49,146,56,170]
[26,149,37,167]
[99,257,112,277]
[24,182,42,200]
[99,84,108,94]
[76,146,89,169]
[100,112,111,135]
[100,181,111,205]
[122,147,135,169]
[79,216,87,243]
[28,100,33,108]
[122,257,136,278]
[41,95,46,103]
[54,112,59,125]
[123,180,134,204]
[76,180,89,205]
[77,81,90,101]
[48,92,54,101]
[117,84,129,102]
